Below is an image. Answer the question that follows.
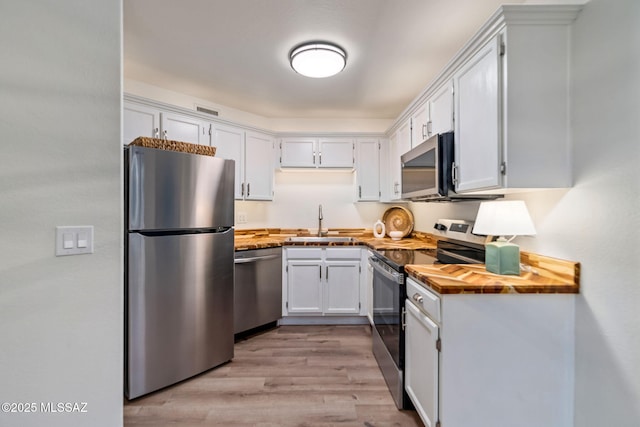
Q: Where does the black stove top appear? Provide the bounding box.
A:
[374,237,485,272]
[373,248,437,271]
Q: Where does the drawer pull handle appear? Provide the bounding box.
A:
[413,293,424,304]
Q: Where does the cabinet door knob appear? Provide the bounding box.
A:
[413,293,424,304]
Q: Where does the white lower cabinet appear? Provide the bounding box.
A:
[287,259,323,314]
[405,288,440,427]
[404,277,575,427]
[324,259,361,314]
[284,247,361,316]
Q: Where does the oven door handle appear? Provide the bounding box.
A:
[438,249,482,264]
[369,257,404,284]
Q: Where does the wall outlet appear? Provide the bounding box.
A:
[237,212,248,224]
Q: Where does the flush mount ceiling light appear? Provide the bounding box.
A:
[289,42,347,78]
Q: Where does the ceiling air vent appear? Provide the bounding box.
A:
[196,106,219,116]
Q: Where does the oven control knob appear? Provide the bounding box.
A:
[434,223,447,231]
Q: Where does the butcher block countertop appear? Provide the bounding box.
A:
[235,228,579,294]
[405,251,580,295]
[234,228,437,251]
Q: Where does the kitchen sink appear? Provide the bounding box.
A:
[284,236,358,244]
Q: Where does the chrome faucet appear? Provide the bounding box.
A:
[318,204,325,237]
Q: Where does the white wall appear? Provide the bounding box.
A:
[125,78,273,130]
[0,2,123,427]
[562,0,640,425]
[237,171,389,230]
[125,79,393,133]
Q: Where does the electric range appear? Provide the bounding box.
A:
[369,219,485,409]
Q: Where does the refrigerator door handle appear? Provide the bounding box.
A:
[133,226,233,237]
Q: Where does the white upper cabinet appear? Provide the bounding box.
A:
[388,119,411,200]
[318,138,354,168]
[123,102,160,145]
[280,137,354,169]
[451,6,579,193]
[161,112,206,145]
[453,36,502,192]
[214,124,274,201]
[355,138,380,201]
[378,139,392,202]
[411,81,454,148]
[428,80,454,137]
[397,119,412,162]
[280,137,317,168]
[387,5,580,196]
[212,123,245,199]
[411,102,430,148]
[387,131,401,200]
[244,131,275,200]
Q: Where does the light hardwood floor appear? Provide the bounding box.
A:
[124,325,423,427]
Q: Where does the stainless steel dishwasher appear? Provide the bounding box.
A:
[233,247,282,334]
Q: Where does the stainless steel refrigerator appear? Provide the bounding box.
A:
[124,145,235,400]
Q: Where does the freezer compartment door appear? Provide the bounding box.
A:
[127,145,235,231]
[126,229,234,399]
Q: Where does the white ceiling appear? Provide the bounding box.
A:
[124,0,524,120]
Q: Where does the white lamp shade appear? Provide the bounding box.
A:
[290,43,346,78]
[472,200,536,237]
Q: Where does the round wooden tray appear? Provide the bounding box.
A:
[382,206,414,238]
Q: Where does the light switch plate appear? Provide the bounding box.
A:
[56,226,94,256]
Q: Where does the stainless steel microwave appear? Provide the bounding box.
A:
[401,132,454,200]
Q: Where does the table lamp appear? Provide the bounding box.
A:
[472,201,536,275]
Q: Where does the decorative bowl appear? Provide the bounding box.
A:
[389,230,403,241]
